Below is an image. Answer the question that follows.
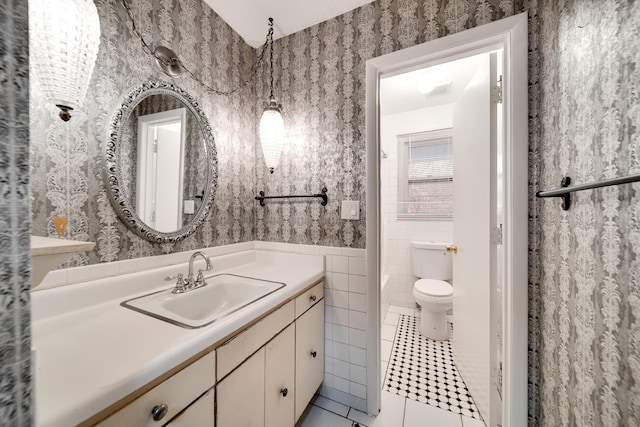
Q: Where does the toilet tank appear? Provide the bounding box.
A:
[410,241,453,280]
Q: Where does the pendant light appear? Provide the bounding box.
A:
[259,18,285,174]
[29,0,101,121]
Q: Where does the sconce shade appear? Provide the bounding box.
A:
[259,97,285,174]
[29,0,101,121]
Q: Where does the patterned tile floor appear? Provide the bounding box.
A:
[383,314,482,420]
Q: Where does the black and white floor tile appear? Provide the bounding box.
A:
[383,314,482,420]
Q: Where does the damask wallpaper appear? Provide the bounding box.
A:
[535,0,640,425]
[29,0,256,264]
[254,0,521,249]
[0,0,32,425]
[17,0,640,425]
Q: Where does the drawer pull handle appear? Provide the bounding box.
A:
[310,295,317,302]
[311,350,317,358]
[280,387,289,397]
[151,404,168,421]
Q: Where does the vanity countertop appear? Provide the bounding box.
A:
[32,249,324,427]
[31,235,95,256]
[31,236,96,288]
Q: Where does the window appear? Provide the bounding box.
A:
[397,129,453,218]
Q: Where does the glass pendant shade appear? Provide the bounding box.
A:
[259,98,285,174]
[29,0,101,121]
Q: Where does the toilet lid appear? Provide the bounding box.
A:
[415,279,452,297]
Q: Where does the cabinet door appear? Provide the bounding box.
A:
[294,300,324,421]
[217,347,265,427]
[265,325,295,427]
[166,389,214,426]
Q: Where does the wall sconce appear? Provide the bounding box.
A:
[29,0,101,122]
[119,6,284,173]
[259,18,285,174]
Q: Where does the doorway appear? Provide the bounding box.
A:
[378,50,501,425]
[365,13,528,427]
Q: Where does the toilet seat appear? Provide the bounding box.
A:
[414,279,452,297]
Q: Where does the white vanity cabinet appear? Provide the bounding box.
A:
[215,282,324,427]
[96,351,216,427]
[165,389,215,426]
[87,281,324,427]
[217,347,266,426]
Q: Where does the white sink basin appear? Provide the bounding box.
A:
[121,274,286,328]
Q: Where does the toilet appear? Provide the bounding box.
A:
[410,241,453,340]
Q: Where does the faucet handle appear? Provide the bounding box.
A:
[195,269,206,287]
[172,274,186,294]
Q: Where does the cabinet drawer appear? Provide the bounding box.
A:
[217,300,294,380]
[295,282,324,318]
[97,351,216,427]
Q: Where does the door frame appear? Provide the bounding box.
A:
[364,13,528,426]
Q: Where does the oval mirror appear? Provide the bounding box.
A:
[104,81,217,243]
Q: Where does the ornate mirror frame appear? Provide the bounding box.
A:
[103,81,217,243]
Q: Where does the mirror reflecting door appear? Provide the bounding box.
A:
[136,108,186,231]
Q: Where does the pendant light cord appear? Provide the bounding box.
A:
[120,0,270,96]
[268,17,275,99]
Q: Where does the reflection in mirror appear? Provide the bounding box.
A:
[104,81,217,243]
[136,107,186,231]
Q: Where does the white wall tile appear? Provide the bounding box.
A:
[324,255,333,272]
[348,257,366,276]
[332,307,349,326]
[349,293,367,312]
[323,373,334,389]
[333,342,350,362]
[332,324,349,344]
[341,248,365,257]
[349,346,367,367]
[325,305,333,323]
[348,274,367,294]
[324,272,334,288]
[325,323,333,340]
[333,376,350,394]
[349,382,367,399]
[325,339,333,359]
[333,273,349,291]
[332,255,349,273]
[349,310,367,331]
[349,328,367,349]
[325,356,334,374]
[332,290,349,309]
[349,364,367,385]
[334,359,350,379]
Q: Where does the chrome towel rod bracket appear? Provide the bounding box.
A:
[255,187,328,207]
[535,173,640,210]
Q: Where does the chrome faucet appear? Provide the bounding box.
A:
[171,251,212,294]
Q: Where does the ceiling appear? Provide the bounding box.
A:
[380,54,489,116]
[203,0,377,48]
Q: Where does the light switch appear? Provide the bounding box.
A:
[184,199,195,214]
[341,200,360,220]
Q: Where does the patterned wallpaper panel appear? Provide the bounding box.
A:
[0,0,32,424]
[535,0,640,425]
[255,0,520,249]
[29,0,256,264]
[20,0,640,425]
